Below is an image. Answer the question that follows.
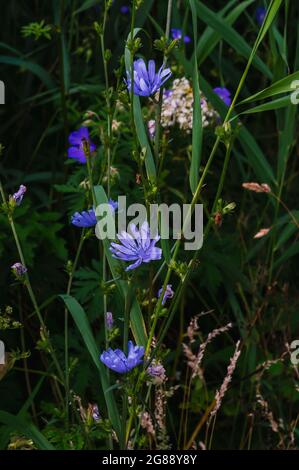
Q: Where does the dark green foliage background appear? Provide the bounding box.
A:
[0,0,299,450]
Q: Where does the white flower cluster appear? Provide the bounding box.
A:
[160,77,218,132]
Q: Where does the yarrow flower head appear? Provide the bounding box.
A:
[68,127,96,164]
[110,221,162,271]
[213,87,232,106]
[171,28,191,44]
[158,284,174,306]
[126,59,172,97]
[100,340,144,373]
[71,208,97,227]
[11,262,27,277]
[12,185,27,206]
[160,78,218,132]
[256,6,266,26]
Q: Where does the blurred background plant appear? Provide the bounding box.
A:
[0,0,298,450]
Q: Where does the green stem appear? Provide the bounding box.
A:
[146,137,221,355]
[121,284,132,449]
[0,181,65,385]
[100,1,111,351]
[147,3,267,355]
[64,230,86,425]
[154,0,173,163]
[58,0,68,142]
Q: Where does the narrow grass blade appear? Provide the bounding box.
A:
[0,411,55,450]
[196,0,255,66]
[189,0,203,194]
[0,55,55,90]
[60,294,122,439]
[240,71,299,104]
[240,95,291,114]
[194,1,272,79]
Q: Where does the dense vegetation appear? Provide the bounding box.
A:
[0,0,298,451]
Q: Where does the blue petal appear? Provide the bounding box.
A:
[68,147,86,164]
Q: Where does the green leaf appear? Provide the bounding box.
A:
[197,75,276,183]
[240,71,299,104]
[240,95,291,114]
[0,55,55,90]
[189,0,203,194]
[194,1,272,79]
[61,33,70,93]
[60,294,122,440]
[73,0,100,14]
[195,0,255,66]
[0,411,55,450]
[0,377,45,450]
[273,242,299,268]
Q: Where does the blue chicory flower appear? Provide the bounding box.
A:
[12,185,27,206]
[126,59,172,97]
[255,6,266,26]
[110,221,162,271]
[171,28,191,44]
[213,87,232,107]
[68,127,96,164]
[100,340,145,373]
[158,284,174,306]
[120,5,130,14]
[71,199,117,228]
[11,262,27,277]
[71,208,97,227]
[108,198,118,212]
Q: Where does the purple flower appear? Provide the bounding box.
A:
[256,6,266,26]
[213,87,232,107]
[105,311,113,330]
[11,262,27,277]
[71,208,97,227]
[164,89,173,99]
[147,362,166,384]
[100,340,144,373]
[171,28,191,44]
[108,198,118,212]
[12,185,27,206]
[110,221,162,271]
[68,127,96,164]
[126,59,172,97]
[120,5,129,14]
[158,284,174,306]
[91,404,100,422]
[148,120,156,139]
